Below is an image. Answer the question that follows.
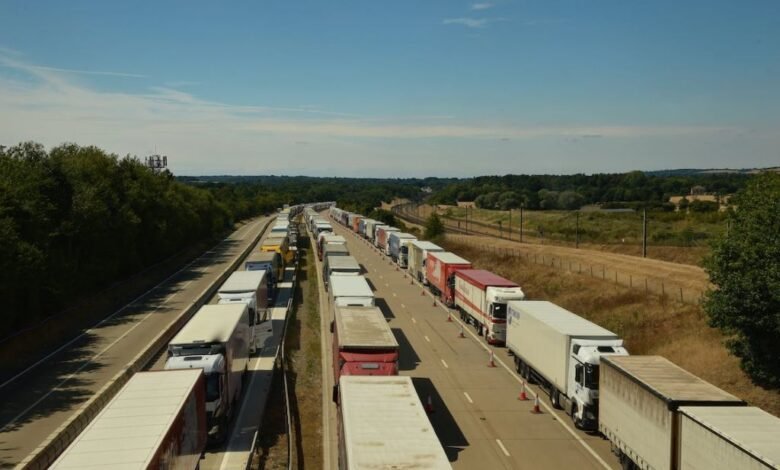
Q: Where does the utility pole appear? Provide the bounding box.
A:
[519,206,524,243]
[642,208,648,258]
[498,220,503,239]
[575,211,580,248]
[508,209,512,240]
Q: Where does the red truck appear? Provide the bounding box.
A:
[331,305,399,402]
[351,215,362,233]
[426,251,472,307]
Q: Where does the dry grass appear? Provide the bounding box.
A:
[444,239,780,417]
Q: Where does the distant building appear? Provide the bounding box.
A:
[669,191,731,212]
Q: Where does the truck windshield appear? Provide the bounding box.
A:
[491,303,507,319]
[585,364,599,389]
[206,373,221,402]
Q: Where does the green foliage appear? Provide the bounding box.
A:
[704,173,780,388]
[689,200,719,213]
[424,213,445,240]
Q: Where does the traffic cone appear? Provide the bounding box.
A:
[426,395,434,414]
[432,297,437,307]
[447,313,452,322]
[458,326,465,338]
[488,350,496,368]
[420,289,425,296]
[518,383,528,401]
[531,395,542,414]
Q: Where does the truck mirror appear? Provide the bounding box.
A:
[332,385,339,404]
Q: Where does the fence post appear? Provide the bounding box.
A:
[680,287,683,303]
[630,275,632,287]
[645,278,649,295]
[662,281,665,296]
[603,267,606,280]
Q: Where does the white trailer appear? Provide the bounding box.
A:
[165,304,250,443]
[506,301,628,430]
[50,369,206,470]
[678,406,780,470]
[387,232,417,263]
[324,255,361,285]
[599,355,745,470]
[408,240,444,284]
[366,221,385,244]
[217,270,269,353]
[338,376,451,470]
[330,275,374,307]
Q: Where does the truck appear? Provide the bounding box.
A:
[323,242,350,261]
[323,255,361,285]
[351,214,362,233]
[408,240,444,284]
[599,355,745,470]
[317,233,346,259]
[50,369,207,469]
[165,304,250,443]
[330,275,374,307]
[245,250,282,297]
[506,300,628,430]
[365,220,384,243]
[261,235,293,264]
[337,376,452,470]
[217,270,270,352]
[269,221,289,237]
[387,232,417,262]
[454,269,524,344]
[375,226,399,252]
[678,406,780,470]
[358,218,375,238]
[425,251,471,306]
[314,221,334,237]
[332,306,399,397]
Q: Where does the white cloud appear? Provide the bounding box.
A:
[471,2,494,10]
[443,17,507,28]
[27,65,147,78]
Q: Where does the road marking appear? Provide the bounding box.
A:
[401,304,405,309]
[411,317,417,324]
[463,392,473,404]
[385,283,389,287]
[441,359,449,369]
[424,335,431,342]
[496,439,511,457]
[392,292,397,297]
[433,302,612,470]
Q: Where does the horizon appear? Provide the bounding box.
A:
[1,1,778,176]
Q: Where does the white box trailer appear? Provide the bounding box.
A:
[338,376,451,470]
[599,355,745,470]
[217,270,269,353]
[165,304,250,443]
[387,232,417,263]
[678,406,780,470]
[324,255,361,285]
[330,275,374,307]
[366,221,385,243]
[51,369,206,470]
[506,301,627,430]
[408,240,444,284]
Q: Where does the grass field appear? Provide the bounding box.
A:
[442,238,780,417]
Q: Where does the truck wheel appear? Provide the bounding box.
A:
[551,390,562,409]
[478,324,484,336]
[571,405,583,430]
[514,356,521,373]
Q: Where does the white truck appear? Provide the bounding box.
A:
[50,369,207,469]
[506,300,628,430]
[599,355,746,470]
[165,304,251,443]
[324,255,361,285]
[387,232,417,263]
[453,269,524,344]
[366,221,385,245]
[338,376,452,470]
[407,240,443,284]
[217,270,269,353]
[330,275,374,307]
[678,406,780,470]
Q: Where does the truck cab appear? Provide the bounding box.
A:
[484,286,525,342]
[567,340,627,429]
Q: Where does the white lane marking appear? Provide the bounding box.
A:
[424,335,431,343]
[392,292,397,297]
[434,302,612,470]
[379,275,383,279]
[401,304,406,309]
[385,283,389,287]
[496,439,511,457]
[464,392,473,404]
[441,359,449,369]
[411,317,417,324]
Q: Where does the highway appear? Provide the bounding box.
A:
[0,217,270,469]
[324,217,621,469]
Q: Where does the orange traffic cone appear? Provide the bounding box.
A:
[458,326,465,338]
[426,395,434,414]
[420,289,425,296]
[447,313,452,322]
[488,350,496,368]
[531,395,542,414]
[518,383,528,401]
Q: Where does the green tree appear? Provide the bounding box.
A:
[424,213,445,239]
[704,172,780,387]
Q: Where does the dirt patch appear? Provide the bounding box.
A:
[443,239,780,417]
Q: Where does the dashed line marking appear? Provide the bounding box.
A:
[392,292,397,297]
[401,304,406,309]
[385,283,389,287]
[496,439,511,457]
[441,359,449,369]
[424,335,431,343]
[463,392,473,404]
[411,317,417,324]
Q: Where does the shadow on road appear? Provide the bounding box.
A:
[412,377,469,463]
[392,328,420,371]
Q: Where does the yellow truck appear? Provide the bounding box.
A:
[261,236,294,264]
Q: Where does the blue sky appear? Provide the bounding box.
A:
[0,0,778,176]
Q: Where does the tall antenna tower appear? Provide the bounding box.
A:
[144,154,168,173]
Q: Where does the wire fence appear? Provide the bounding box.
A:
[394,205,706,306]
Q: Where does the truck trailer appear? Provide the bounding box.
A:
[332,306,399,399]
[330,275,374,307]
[358,218,375,238]
[387,232,417,262]
[425,251,471,306]
[408,240,444,284]
[599,355,745,470]
[506,301,628,430]
[217,270,270,353]
[317,233,346,259]
[323,255,361,285]
[374,226,399,251]
[244,250,282,298]
[365,221,384,243]
[454,269,524,344]
[323,242,350,261]
[50,369,207,470]
[165,304,250,443]
[338,376,452,470]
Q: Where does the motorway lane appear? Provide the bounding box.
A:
[0,217,269,468]
[329,220,620,469]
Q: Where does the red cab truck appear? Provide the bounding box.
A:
[50,369,207,469]
[331,306,399,401]
[426,251,472,306]
[351,215,362,233]
[454,269,525,344]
